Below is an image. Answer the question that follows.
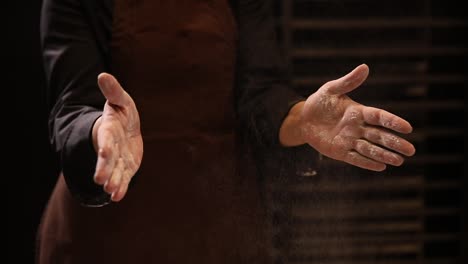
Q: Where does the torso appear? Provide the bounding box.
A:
[37,1,271,263]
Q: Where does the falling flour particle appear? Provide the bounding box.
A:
[298,169,318,177]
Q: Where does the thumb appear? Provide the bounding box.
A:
[325,64,369,95]
[97,73,129,107]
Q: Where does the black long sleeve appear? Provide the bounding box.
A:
[41,0,113,206]
[234,0,305,148]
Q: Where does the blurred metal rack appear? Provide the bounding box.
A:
[267,0,467,263]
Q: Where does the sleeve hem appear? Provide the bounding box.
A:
[62,111,111,207]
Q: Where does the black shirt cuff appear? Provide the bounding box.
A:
[62,111,111,207]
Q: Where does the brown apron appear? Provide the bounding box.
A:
[37,1,272,263]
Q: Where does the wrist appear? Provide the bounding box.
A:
[92,116,102,153]
[279,101,307,147]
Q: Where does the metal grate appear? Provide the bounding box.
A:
[268,0,467,263]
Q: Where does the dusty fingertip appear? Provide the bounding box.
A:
[97,73,113,90]
[399,121,413,134]
[394,157,404,167]
[111,192,123,202]
[97,72,110,80]
[355,64,369,79]
[93,172,106,185]
[97,73,106,87]
[376,164,386,171]
[110,192,117,202]
[359,63,369,72]
[408,145,416,156]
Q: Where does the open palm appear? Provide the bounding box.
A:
[92,73,143,202]
[301,64,415,171]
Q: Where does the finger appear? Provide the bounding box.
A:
[354,139,404,166]
[363,127,416,156]
[111,172,131,202]
[104,157,124,194]
[325,64,369,95]
[94,130,116,185]
[363,107,413,134]
[97,73,130,107]
[343,151,386,171]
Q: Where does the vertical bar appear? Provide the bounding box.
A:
[282,0,292,67]
[461,80,468,264]
[421,0,432,263]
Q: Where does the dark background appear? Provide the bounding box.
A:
[9,1,59,263]
[8,1,467,264]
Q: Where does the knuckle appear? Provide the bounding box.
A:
[99,146,111,158]
[323,80,336,90]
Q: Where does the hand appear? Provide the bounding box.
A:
[92,73,143,202]
[299,64,415,171]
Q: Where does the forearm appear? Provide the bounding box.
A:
[279,101,306,147]
[42,0,112,205]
